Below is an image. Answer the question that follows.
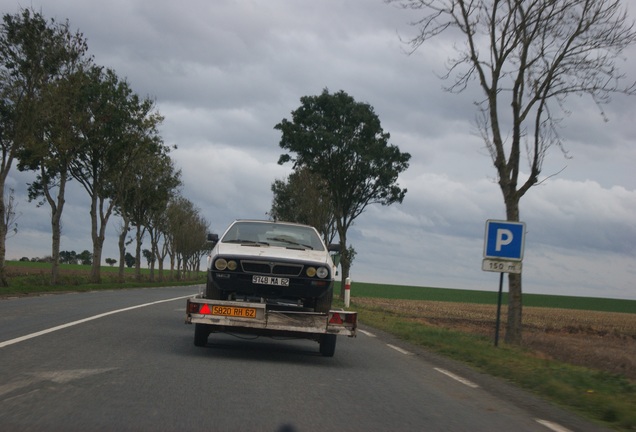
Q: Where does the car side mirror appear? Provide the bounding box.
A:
[328,243,341,253]
[207,233,219,244]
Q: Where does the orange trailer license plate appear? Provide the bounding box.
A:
[211,305,257,318]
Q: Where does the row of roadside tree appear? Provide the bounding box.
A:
[0,8,210,286]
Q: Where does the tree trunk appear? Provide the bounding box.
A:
[117,216,130,283]
[157,238,168,282]
[90,197,114,284]
[50,205,63,285]
[506,273,523,344]
[148,227,157,282]
[91,238,104,283]
[504,195,523,345]
[45,170,67,286]
[134,225,142,281]
[337,223,349,300]
[0,175,8,288]
[169,251,175,279]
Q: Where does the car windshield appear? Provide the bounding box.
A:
[222,221,325,251]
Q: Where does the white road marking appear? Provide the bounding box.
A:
[535,419,573,432]
[434,367,479,388]
[357,329,376,337]
[387,344,412,355]
[0,295,193,349]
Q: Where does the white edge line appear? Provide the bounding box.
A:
[387,344,412,355]
[434,367,479,388]
[535,419,572,432]
[0,294,193,349]
[357,329,376,337]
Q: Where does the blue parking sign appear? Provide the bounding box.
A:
[484,220,526,261]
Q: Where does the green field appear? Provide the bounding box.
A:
[340,281,636,314]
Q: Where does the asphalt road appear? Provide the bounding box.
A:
[0,286,607,432]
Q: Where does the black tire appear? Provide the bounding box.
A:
[194,323,210,347]
[314,287,334,313]
[319,334,337,357]
[205,275,222,300]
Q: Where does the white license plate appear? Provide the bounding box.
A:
[252,275,290,286]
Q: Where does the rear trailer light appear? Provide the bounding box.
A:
[187,301,211,315]
[187,301,199,314]
[344,314,357,324]
[329,312,356,325]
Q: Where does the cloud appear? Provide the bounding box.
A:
[2,0,635,300]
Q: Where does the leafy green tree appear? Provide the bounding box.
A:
[19,68,90,284]
[68,65,166,283]
[9,12,91,285]
[276,89,411,298]
[392,0,636,344]
[142,249,154,268]
[0,8,87,285]
[105,258,116,267]
[77,249,92,265]
[270,167,337,245]
[165,196,209,279]
[117,149,180,282]
[60,250,78,264]
[145,174,180,282]
[0,97,15,285]
[124,252,135,268]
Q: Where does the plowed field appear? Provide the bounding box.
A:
[354,297,636,379]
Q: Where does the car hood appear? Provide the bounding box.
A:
[213,242,332,264]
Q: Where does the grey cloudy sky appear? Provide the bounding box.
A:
[3,0,635,300]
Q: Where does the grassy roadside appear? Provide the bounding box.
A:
[346,298,635,431]
[1,261,204,297]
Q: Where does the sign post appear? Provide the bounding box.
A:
[482,220,526,346]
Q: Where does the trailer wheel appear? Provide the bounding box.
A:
[319,334,337,357]
[194,323,211,347]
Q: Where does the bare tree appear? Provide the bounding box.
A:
[391,0,636,344]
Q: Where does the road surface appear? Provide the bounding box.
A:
[0,286,606,431]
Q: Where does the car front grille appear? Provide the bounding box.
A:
[241,260,303,277]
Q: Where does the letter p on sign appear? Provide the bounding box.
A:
[484,220,526,261]
[495,229,513,251]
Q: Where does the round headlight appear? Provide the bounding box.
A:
[306,267,317,277]
[227,260,238,271]
[316,267,329,279]
[214,258,228,271]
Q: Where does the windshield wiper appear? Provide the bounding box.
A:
[267,237,314,250]
[224,239,269,246]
